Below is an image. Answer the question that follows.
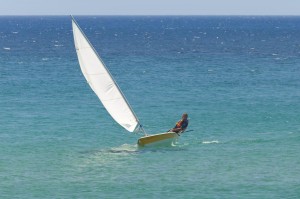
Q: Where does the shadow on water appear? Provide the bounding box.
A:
[75,138,223,168]
[79,133,227,156]
[80,141,188,156]
[74,143,191,172]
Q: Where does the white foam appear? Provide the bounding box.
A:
[3,47,10,50]
[202,140,219,144]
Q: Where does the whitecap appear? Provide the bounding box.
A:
[3,47,10,50]
[12,31,18,34]
[54,44,64,47]
[42,58,49,61]
[202,140,219,144]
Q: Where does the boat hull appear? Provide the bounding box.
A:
[137,132,179,146]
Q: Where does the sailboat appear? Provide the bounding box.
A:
[71,16,181,146]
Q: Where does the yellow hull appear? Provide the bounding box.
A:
[137,132,179,146]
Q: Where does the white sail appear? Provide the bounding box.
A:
[72,18,140,132]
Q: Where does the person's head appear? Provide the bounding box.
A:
[182,113,188,120]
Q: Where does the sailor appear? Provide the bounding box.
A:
[170,113,189,133]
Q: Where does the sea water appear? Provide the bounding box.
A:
[1,16,300,198]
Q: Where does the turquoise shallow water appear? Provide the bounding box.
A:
[1,16,300,198]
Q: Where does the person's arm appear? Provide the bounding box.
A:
[173,127,182,131]
[181,121,188,132]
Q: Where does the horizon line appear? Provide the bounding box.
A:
[1,14,300,17]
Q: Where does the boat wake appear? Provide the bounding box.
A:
[107,142,185,154]
[106,144,139,154]
[80,144,139,155]
[82,141,187,156]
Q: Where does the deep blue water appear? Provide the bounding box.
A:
[1,16,300,198]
